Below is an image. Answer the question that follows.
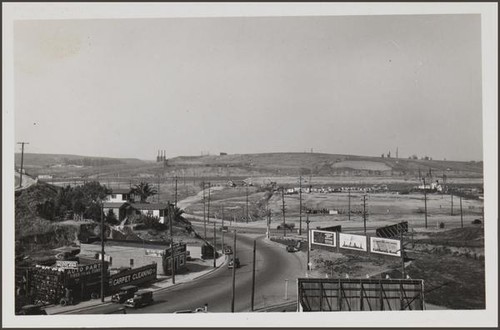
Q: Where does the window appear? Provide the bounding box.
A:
[147,210,154,216]
[130,259,134,267]
[159,209,165,217]
[179,255,185,266]
[111,194,116,199]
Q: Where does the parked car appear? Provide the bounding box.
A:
[18,304,47,315]
[124,290,154,308]
[286,245,299,253]
[111,285,138,304]
[228,257,240,269]
[472,219,482,225]
[220,226,229,233]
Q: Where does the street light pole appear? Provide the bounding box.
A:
[100,202,105,302]
[170,204,175,284]
[306,214,310,271]
[213,222,217,268]
[231,231,237,313]
[299,176,302,235]
[251,239,256,311]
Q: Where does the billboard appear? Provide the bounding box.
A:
[311,230,336,247]
[298,278,425,311]
[370,237,401,257]
[339,233,367,252]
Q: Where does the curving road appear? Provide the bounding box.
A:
[71,232,305,314]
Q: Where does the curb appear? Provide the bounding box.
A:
[50,255,227,314]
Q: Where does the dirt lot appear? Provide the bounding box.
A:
[307,226,485,309]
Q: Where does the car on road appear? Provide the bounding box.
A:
[124,290,154,308]
[472,219,482,225]
[223,246,233,255]
[111,285,138,304]
[286,245,299,253]
[228,257,240,269]
[220,226,229,233]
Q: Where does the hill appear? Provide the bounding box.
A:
[165,152,483,178]
[15,152,483,182]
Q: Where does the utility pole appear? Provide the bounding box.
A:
[17,142,29,188]
[362,194,367,235]
[423,178,428,228]
[348,188,351,221]
[299,176,303,235]
[231,231,237,313]
[281,188,286,237]
[460,196,464,228]
[266,209,271,239]
[174,176,178,207]
[251,240,256,311]
[100,202,105,302]
[306,214,310,271]
[400,228,405,279]
[246,185,249,224]
[169,204,175,284]
[221,206,225,249]
[451,194,454,216]
[213,222,217,268]
[207,182,211,224]
[203,181,206,239]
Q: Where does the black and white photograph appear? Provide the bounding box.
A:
[2,2,497,328]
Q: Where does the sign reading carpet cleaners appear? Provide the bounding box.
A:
[370,237,401,257]
[339,233,367,252]
[311,230,337,247]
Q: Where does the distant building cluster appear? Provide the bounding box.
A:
[156,150,167,162]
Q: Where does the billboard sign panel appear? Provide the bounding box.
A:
[339,233,367,251]
[311,230,336,247]
[370,237,401,257]
[109,263,157,289]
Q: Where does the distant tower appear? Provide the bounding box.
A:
[387,151,391,158]
[396,147,398,159]
[156,150,160,162]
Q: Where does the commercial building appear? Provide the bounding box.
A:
[79,239,187,276]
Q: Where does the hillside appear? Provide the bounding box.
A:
[16,152,483,182]
[165,152,483,178]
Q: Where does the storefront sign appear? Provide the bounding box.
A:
[56,260,78,268]
[109,263,157,289]
[65,262,103,279]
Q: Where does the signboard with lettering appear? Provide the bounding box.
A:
[145,249,165,257]
[311,230,337,247]
[108,263,157,289]
[56,260,78,268]
[65,262,104,279]
[164,243,187,258]
[370,237,401,257]
[339,233,367,252]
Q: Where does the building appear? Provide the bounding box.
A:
[104,188,132,203]
[79,239,187,276]
[130,203,170,224]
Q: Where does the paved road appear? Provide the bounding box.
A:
[71,232,305,314]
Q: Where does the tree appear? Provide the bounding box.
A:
[106,209,119,225]
[131,182,157,203]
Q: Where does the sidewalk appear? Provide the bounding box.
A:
[46,254,227,315]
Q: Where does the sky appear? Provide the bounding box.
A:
[13,14,483,161]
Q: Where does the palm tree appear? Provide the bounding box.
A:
[131,182,157,203]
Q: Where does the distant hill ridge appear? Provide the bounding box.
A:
[16,152,483,178]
